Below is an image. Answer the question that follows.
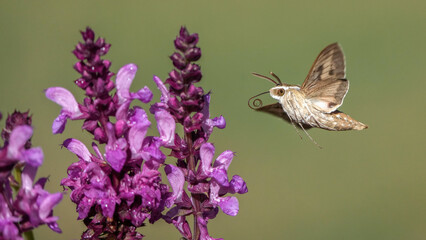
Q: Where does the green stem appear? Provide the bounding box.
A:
[23,230,35,240]
[185,132,201,240]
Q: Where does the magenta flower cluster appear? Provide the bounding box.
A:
[43,27,247,240]
[0,111,62,240]
[46,28,174,240]
[153,27,248,240]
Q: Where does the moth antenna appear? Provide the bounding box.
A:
[248,91,269,110]
[298,123,322,149]
[269,72,283,85]
[251,72,280,85]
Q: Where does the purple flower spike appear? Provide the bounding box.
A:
[157,27,247,240]
[1,110,32,146]
[45,26,247,239]
[46,28,175,239]
[72,27,114,98]
[17,166,63,232]
[0,112,62,238]
[195,143,244,216]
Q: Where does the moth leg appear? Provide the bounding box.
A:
[282,108,303,139]
[284,97,304,139]
[291,121,304,139]
[298,123,322,149]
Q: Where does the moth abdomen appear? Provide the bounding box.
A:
[322,111,368,131]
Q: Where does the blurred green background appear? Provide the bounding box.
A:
[1,0,425,239]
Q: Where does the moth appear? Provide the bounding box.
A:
[249,43,367,147]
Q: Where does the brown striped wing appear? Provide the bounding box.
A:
[301,43,349,113]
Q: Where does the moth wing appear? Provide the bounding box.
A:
[306,78,349,112]
[301,43,349,113]
[256,103,312,130]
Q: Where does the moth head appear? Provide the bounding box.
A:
[248,72,284,110]
[270,86,285,100]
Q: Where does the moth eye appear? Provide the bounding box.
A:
[277,89,285,96]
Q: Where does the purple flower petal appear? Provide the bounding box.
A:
[92,142,103,160]
[45,87,82,118]
[217,196,239,216]
[209,181,239,216]
[21,165,37,191]
[201,94,227,138]
[141,137,166,169]
[116,63,137,104]
[99,197,117,219]
[77,197,93,219]
[39,193,63,222]
[211,116,226,129]
[201,93,211,117]
[229,175,248,194]
[128,107,149,126]
[129,120,150,154]
[211,168,229,187]
[172,216,192,240]
[115,101,131,121]
[114,119,127,136]
[46,87,84,134]
[105,149,127,172]
[22,147,44,167]
[82,120,98,132]
[131,86,153,103]
[197,215,223,240]
[165,165,184,207]
[51,112,68,134]
[7,125,32,158]
[47,221,62,233]
[153,75,170,103]
[63,138,91,162]
[1,221,21,240]
[155,110,175,147]
[0,195,21,240]
[200,143,215,175]
[212,150,234,170]
[128,108,151,153]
